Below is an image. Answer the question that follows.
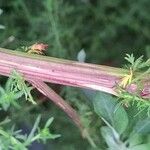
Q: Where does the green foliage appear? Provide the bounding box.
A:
[125,54,150,72]
[10,70,36,104]
[134,117,150,134]
[118,54,150,115]
[129,143,150,150]
[0,0,149,61]
[0,74,23,110]
[118,92,150,116]
[92,92,150,150]
[0,115,60,150]
[127,133,143,147]
[61,87,100,148]
[0,69,35,109]
[93,92,128,135]
[0,0,150,149]
[101,126,126,150]
[0,72,60,149]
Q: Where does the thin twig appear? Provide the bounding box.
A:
[29,80,84,133]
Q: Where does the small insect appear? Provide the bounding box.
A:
[120,67,133,88]
[27,43,48,55]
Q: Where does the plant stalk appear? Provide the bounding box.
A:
[0,48,150,97]
[0,48,127,95]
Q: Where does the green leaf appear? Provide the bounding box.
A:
[25,115,41,145]
[134,117,150,134]
[93,92,128,134]
[127,133,143,147]
[129,143,150,150]
[45,117,54,128]
[101,126,127,150]
[101,126,119,150]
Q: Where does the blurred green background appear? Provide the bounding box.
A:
[0,0,150,149]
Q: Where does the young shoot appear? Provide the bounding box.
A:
[118,54,150,115]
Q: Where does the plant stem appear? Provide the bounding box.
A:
[0,47,127,96]
[1,47,150,98]
[30,80,84,132]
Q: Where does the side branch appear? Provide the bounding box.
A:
[29,80,84,132]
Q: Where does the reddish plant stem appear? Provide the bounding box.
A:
[0,48,127,95]
[29,79,84,132]
[1,48,150,97]
[0,48,149,97]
